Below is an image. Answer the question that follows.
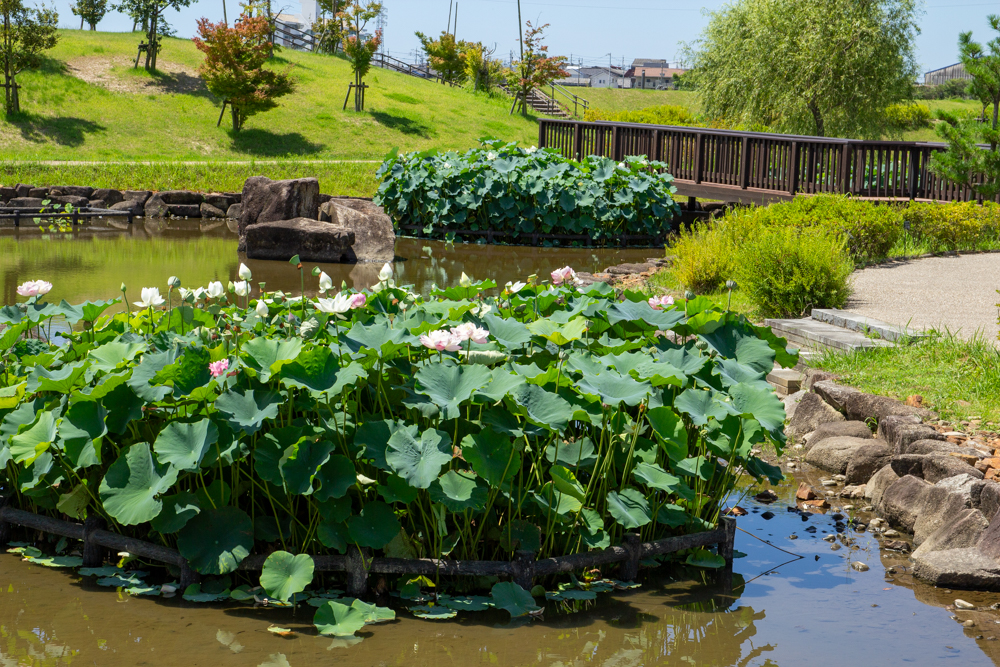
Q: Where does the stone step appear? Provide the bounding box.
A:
[766,368,804,397]
[810,308,926,343]
[765,317,896,353]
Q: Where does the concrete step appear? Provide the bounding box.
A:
[810,308,925,343]
[765,317,896,353]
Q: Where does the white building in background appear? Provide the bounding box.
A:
[555,66,627,88]
[274,0,319,50]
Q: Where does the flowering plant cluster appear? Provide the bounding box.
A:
[374,140,682,244]
[0,262,794,615]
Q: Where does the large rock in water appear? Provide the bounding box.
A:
[845,440,893,485]
[245,218,355,263]
[238,177,320,251]
[786,392,845,439]
[804,436,869,474]
[912,548,1000,590]
[319,198,396,263]
[804,421,872,450]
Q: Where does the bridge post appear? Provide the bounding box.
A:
[788,141,799,196]
[694,132,704,185]
[574,123,583,161]
[739,136,750,190]
[652,129,662,163]
[839,144,851,195]
[907,147,918,200]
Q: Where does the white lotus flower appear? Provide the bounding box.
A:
[486,151,497,160]
[16,280,52,297]
[378,263,393,282]
[233,281,250,297]
[238,263,252,281]
[618,161,628,170]
[451,322,489,344]
[255,300,269,318]
[133,287,165,308]
[315,292,352,314]
[459,272,472,287]
[318,271,333,293]
[206,281,225,299]
[420,329,462,351]
[505,281,526,294]
[526,145,537,153]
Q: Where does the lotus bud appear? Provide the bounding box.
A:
[120,282,127,292]
[167,276,181,289]
[459,272,472,287]
[255,300,269,318]
[378,263,393,282]
[227,281,235,293]
[238,263,252,281]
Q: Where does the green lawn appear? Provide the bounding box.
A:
[0,30,540,192]
[581,88,700,114]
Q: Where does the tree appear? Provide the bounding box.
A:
[0,0,57,115]
[193,12,295,131]
[115,0,193,72]
[930,16,1000,200]
[339,0,381,110]
[686,0,919,138]
[71,0,107,30]
[312,0,347,54]
[510,21,567,116]
[415,31,467,86]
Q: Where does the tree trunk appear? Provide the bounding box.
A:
[145,6,158,72]
[992,98,999,152]
[9,74,18,115]
[231,103,240,132]
[808,101,825,137]
[80,15,84,29]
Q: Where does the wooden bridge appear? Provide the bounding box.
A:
[538,119,983,204]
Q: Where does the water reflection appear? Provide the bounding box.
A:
[0,220,657,307]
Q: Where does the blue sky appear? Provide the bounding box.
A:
[47,0,1000,78]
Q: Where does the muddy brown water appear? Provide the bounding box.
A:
[2,222,999,665]
[2,470,999,667]
[0,220,656,306]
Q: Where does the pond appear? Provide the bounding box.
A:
[0,220,657,305]
[1,469,997,667]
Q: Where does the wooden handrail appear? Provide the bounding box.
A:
[538,118,991,204]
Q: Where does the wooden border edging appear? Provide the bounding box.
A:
[0,504,735,596]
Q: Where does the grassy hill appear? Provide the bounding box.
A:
[0,30,539,193]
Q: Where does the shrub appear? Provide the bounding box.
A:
[0,266,792,611]
[669,220,737,293]
[584,104,699,126]
[374,140,681,244]
[903,201,1000,251]
[884,102,931,131]
[734,225,854,318]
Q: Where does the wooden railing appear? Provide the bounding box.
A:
[538,119,983,204]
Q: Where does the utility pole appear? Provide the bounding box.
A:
[516,0,525,114]
[453,2,458,38]
[446,0,453,35]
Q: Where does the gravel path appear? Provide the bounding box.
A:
[848,253,1000,340]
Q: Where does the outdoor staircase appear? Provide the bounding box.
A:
[766,308,926,360]
[497,82,570,118]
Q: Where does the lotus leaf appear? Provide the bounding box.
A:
[386,426,452,489]
[346,501,401,549]
[151,492,201,533]
[153,419,219,472]
[314,600,367,636]
[414,363,492,420]
[429,470,488,512]
[260,551,315,602]
[490,582,540,618]
[606,488,652,529]
[461,427,519,485]
[177,507,253,575]
[99,443,178,526]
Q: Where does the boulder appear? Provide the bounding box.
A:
[238,176,320,251]
[224,191,242,204]
[110,200,144,216]
[53,185,93,198]
[28,187,48,198]
[812,380,858,412]
[844,392,931,424]
[204,193,236,210]
[787,392,845,440]
[167,204,201,218]
[923,455,982,484]
[936,474,981,506]
[200,202,226,219]
[979,510,1000,560]
[325,199,396,263]
[912,547,1000,590]
[6,197,43,208]
[88,199,106,210]
[0,186,16,202]
[144,195,169,218]
[913,485,973,545]
[865,464,899,508]
[890,454,926,479]
[803,369,837,390]
[91,188,124,206]
[244,218,355,263]
[905,438,983,459]
[878,415,944,454]
[878,474,933,532]
[227,203,242,219]
[912,508,989,559]
[804,421,872,450]
[14,184,32,198]
[123,190,153,205]
[50,195,90,208]
[845,440,893,485]
[158,190,204,206]
[804,436,870,474]
[974,480,1000,522]
[782,390,808,423]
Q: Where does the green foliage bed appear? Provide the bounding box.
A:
[374,141,681,244]
[0,262,792,627]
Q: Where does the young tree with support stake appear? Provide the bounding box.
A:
[0,0,58,115]
[115,0,192,72]
[193,11,295,131]
[509,21,567,116]
[71,0,107,30]
[930,15,1000,200]
[340,0,381,112]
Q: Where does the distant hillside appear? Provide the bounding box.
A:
[0,30,539,161]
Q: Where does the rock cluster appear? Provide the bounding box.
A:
[1,184,242,218]
[788,375,1000,590]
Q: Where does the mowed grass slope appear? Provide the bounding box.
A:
[2,30,538,162]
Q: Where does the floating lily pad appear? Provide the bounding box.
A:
[182,583,231,602]
[409,604,457,619]
[314,600,366,637]
[490,582,541,618]
[267,625,294,636]
[25,555,83,568]
[126,584,161,596]
[79,566,125,577]
[97,574,146,588]
[545,588,596,602]
[438,595,491,612]
[260,551,315,602]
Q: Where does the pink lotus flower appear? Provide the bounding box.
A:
[16,280,53,297]
[648,295,675,310]
[550,266,576,285]
[451,322,490,344]
[420,329,462,351]
[349,293,367,309]
[208,359,229,377]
